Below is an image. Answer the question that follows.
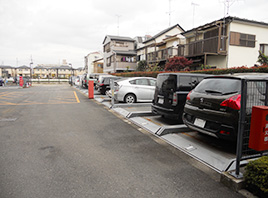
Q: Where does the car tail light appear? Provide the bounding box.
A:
[220,94,241,110]
[172,92,177,106]
[220,130,230,135]
[186,91,192,101]
[99,83,104,86]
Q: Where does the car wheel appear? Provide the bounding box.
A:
[124,93,136,104]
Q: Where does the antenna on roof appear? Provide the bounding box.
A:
[191,2,199,28]
[115,14,121,36]
[166,0,174,27]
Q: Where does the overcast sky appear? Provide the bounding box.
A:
[1,0,268,68]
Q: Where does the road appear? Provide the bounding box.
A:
[0,85,244,198]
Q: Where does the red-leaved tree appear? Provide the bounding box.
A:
[164,56,193,71]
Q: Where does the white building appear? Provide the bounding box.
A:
[85,52,103,74]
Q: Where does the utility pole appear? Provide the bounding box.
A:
[30,55,33,79]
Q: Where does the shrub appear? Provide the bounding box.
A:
[164,56,193,71]
[244,156,268,198]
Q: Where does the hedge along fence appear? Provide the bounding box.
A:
[244,156,268,198]
[111,65,268,77]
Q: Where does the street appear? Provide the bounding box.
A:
[0,85,244,198]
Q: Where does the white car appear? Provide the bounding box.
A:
[113,77,156,103]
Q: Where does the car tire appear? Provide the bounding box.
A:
[124,93,136,104]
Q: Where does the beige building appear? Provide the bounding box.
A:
[33,65,85,78]
[137,24,185,68]
[103,35,137,73]
[93,58,104,73]
[0,65,16,78]
[178,16,268,69]
[17,65,31,77]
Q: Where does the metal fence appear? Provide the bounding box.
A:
[233,79,268,178]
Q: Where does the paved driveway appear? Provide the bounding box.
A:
[0,85,244,198]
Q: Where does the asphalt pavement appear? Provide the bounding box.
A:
[0,85,244,198]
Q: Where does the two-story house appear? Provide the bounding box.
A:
[178,16,268,69]
[103,35,137,73]
[137,24,185,67]
[17,65,31,77]
[0,65,15,78]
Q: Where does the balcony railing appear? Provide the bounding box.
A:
[178,36,227,57]
[146,47,178,63]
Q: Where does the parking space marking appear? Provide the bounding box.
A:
[0,90,81,106]
[73,91,80,103]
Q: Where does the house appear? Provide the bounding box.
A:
[17,65,31,77]
[85,52,103,74]
[178,16,268,69]
[102,35,137,73]
[0,65,15,78]
[137,24,185,68]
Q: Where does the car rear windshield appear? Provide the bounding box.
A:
[156,75,177,92]
[194,78,241,95]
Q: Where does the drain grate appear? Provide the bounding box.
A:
[0,118,17,122]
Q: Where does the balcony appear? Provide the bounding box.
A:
[178,36,227,57]
[147,47,178,63]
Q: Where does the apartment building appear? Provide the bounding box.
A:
[178,16,268,69]
[103,35,137,73]
[34,65,85,78]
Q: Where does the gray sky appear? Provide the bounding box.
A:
[1,0,268,68]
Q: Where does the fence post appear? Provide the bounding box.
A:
[232,79,247,178]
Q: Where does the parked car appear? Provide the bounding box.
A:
[0,77,4,86]
[81,73,88,88]
[74,75,82,86]
[113,77,156,103]
[97,76,121,95]
[95,74,114,90]
[182,73,268,141]
[152,73,210,123]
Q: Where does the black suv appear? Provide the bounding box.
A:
[152,73,210,123]
[183,73,268,141]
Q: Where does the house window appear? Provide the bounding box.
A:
[230,32,256,48]
[260,44,268,56]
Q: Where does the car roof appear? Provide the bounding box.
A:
[206,73,268,80]
[157,73,211,77]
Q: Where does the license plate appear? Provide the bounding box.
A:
[158,98,164,104]
[194,118,206,128]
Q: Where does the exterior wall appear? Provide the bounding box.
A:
[228,21,268,67]
[207,55,227,68]
[86,52,102,74]
[93,61,103,73]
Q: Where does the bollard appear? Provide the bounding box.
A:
[88,80,94,99]
[19,76,24,87]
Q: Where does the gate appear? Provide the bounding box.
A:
[232,79,268,178]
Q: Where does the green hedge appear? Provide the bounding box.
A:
[244,156,268,198]
[112,65,268,77]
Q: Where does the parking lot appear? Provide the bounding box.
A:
[76,85,238,173]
